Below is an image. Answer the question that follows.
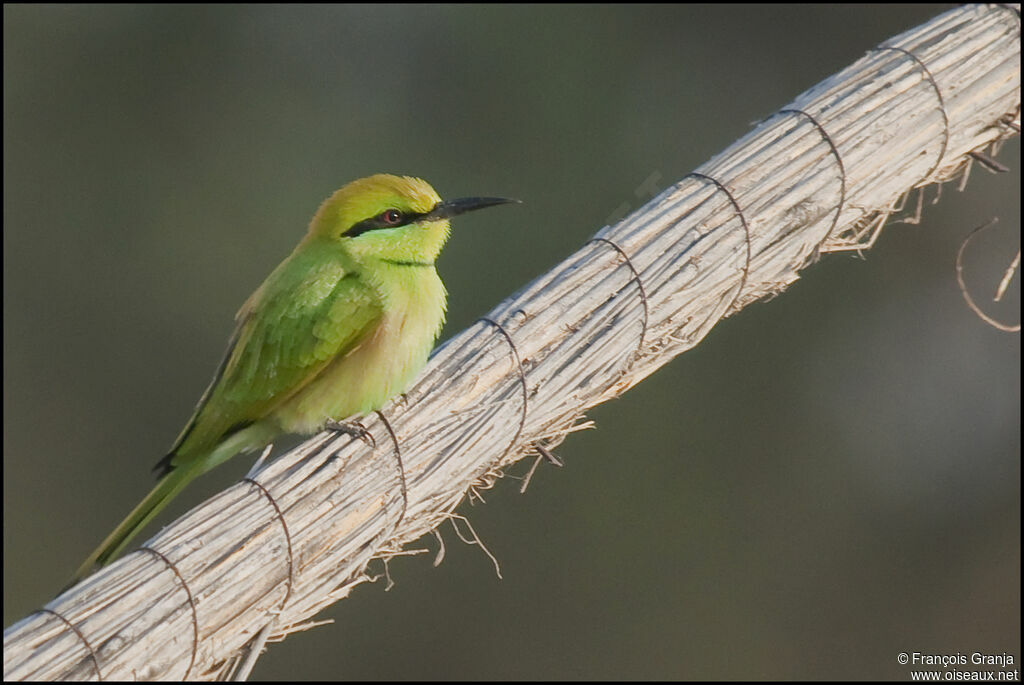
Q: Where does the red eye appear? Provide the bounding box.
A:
[380,209,403,225]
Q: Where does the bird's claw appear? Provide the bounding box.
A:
[325,419,376,447]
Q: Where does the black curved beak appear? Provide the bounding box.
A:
[424,196,521,221]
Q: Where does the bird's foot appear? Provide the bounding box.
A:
[325,419,376,447]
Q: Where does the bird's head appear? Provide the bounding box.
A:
[306,174,517,264]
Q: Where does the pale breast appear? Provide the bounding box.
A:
[274,265,446,434]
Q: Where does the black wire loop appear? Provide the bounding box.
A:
[478,317,529,463]
[777,107,847,244]
[373,409,409,531]
[137,546,199,680]
[587,237,650,361]
[682,172,753,314]
[240,478,295,616]
[870,46,950,185]
[38,608,102,681]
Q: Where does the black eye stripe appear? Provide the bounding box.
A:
[342,208,429,238]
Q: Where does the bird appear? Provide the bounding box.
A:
[70,173,518,584]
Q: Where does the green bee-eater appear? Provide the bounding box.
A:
[71,174,517,584]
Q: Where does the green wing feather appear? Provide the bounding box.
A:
[72,250,384,582]
[168,251,384,468]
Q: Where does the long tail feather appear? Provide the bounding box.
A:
[68,423,278,588]
[69,465,199,586]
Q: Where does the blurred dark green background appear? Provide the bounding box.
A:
[4,4,1019,680]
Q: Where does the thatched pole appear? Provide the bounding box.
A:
[4,4,1019,680]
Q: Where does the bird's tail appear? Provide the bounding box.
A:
[69,464,199,586]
